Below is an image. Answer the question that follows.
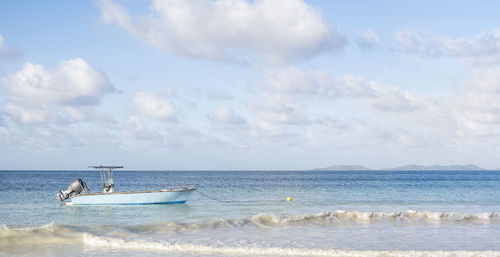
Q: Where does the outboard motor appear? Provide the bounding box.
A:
[56,179,87,201]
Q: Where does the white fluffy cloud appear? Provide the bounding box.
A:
[235,67,459,153]
[340,75,438,114]
[260,68,439,115]
[4,58,114,105]
[96,0,346,64]
[235,67,465,159]
[0,34,21,60]
[395,28,500,64]
[1,58,115,124]
[134,92,178,122]
[208,106,246,125]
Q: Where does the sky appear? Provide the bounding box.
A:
[1,0,500,170]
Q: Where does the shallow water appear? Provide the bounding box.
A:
[1,170,499,256]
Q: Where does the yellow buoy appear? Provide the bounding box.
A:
[286,197,292,202]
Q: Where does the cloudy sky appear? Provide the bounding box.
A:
[1,0,500,170]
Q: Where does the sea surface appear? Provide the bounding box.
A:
[1,170,499,257]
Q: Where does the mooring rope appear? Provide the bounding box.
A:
[196,190,234,202]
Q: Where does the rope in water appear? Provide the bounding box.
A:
[196,190,234,202]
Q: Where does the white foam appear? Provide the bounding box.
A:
[0,222,78,251]
[242,210,500,226]
[82,233,500,256]
[1,222,56,232]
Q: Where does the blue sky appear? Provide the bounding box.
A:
[1,0,500,170]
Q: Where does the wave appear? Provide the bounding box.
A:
[1,222,56,233]
[2,211,499,237]
[0,222,79,255]
[130,210,500,233]
[0,222,76,244]
[2,216,500,256]
[82,233,499,256]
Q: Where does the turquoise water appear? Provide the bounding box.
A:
[1,170,499,256]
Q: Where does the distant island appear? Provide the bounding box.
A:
[313,165,371,171]
[312,164,486,171]
[383,164,485,171]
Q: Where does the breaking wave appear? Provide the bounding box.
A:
[2,211,499,238]
[0,210,500,256]
[0,222,76,245]
[130,210,500,232]
[0,222,81,255]
[81,233,499,256]
[2,212,500,257]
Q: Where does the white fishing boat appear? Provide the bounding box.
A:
[57,166,196,205]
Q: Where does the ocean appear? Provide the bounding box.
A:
[1,170,499,256]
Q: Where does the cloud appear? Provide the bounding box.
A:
[223,66,500,156]
[249,94,308,124]
[263,68,337,97]
[247,68,455,142]
[208,106,246,125]
[259,67,440,115]
[340,75,438,114]
[0,34,22,61]
[120,115,164,143]
[453,67,500,136]
[466,67,500,94]
[357,29,380,51]
[4,58,115,105]
[4,102,52,124]
[395,28,500,65]
[1,58,115,124]
[96,0,347,64]
[248,68,332,125]
[134,92,178,122]
[250,120,293,138]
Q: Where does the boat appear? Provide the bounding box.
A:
[56,166,196,205]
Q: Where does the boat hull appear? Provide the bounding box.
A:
[70,188,196,205]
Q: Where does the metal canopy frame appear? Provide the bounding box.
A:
[89,166,124,193]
